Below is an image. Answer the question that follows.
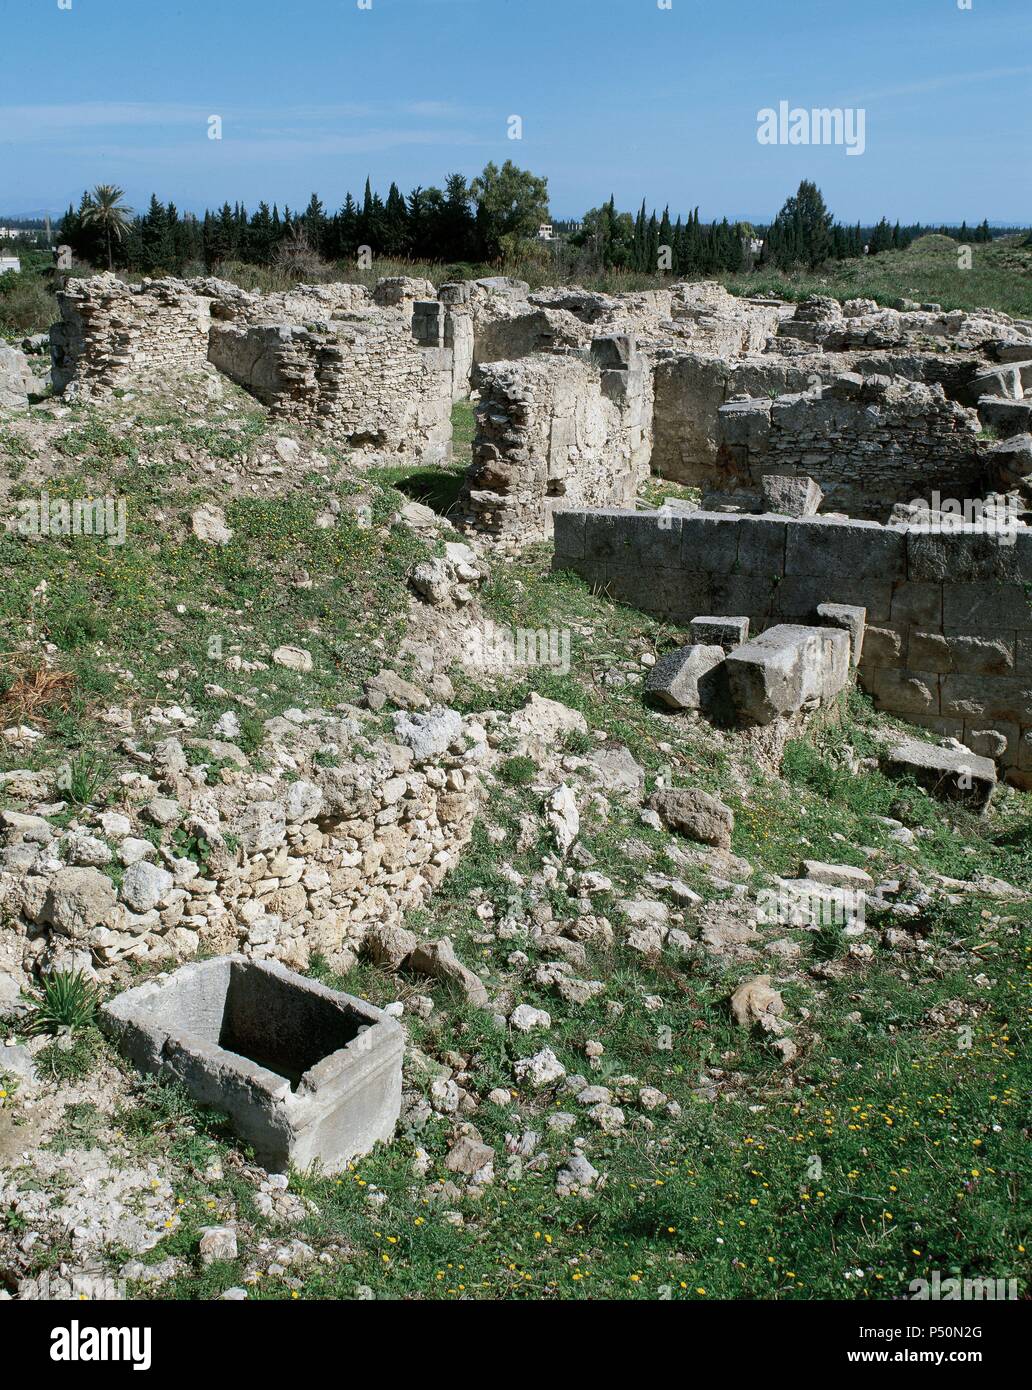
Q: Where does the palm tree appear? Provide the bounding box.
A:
[81,185,133,270]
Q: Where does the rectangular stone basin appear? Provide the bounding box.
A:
[101,955,404,1173]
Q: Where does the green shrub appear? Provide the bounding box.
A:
[0,271,57,336]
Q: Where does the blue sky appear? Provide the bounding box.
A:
[1,0,1030,224]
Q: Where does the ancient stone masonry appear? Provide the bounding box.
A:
[209,305,454,462]
[102,956,404,1173]
[717,374,985,520]
[650,353,817,484]
[42,272,1032,522]
[461,337,653,542]
[51,274,215,395]
[48,272,466,462]
[553,507,1032,786]
[437,282,475,401]
[666,281,784,357]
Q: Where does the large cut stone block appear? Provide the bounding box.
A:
[645,644,728,711]
[552,510,587,562]
[618,510,688,566]
[785,518,906,580]
[0,344,35,408]
[689,615,750,650]
[815,602,866,666]
[101,956,404,1173]
[880,737,996,811]
[580,508,652,560]
[978,396,1032,438]
[775,576,893,624]
[943,582,1032,632]
[679,513,741,573]
[940,674,1032,724]
[734,515,788,571]
[724,624,851,724]
[761,474,824,517]
[987,433,1032,489]
[868,667,940,716]
[906,527,1027,583]
[964,365,1024,403]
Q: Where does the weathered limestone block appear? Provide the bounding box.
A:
[725,624,851,724]
[689,615,750,650]
[880,737,996,810]
[816,603,866,666]
[648,787,735,850]
[987,433,1032,492]
[372,276,436,307]
[408,938,489,1008]
[962,364,1026,404]
[761,474,823,517]
[977,396,1032,439]
[0,343,36,408]
[866,623,907,669]
[785,517,907,580]
[645,644,727,711]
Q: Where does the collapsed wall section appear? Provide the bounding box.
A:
[461,337,653,541]
[778,293,1032,355]
[667,282,784,356]
[717,373,985,519]
[553,507,1032,783]
[0,710,485,984]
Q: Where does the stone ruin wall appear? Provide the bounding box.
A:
[45,271,555,460]
[459,337,653,541]
[208,298,454,462]
[776,292,1030,353]
[717,373,986,520]
[42,274,1032,519]
[50,274,215,395]
[650,353,819,484]
[552,507,1032,788]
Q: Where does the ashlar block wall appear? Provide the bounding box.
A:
[553,507,1032,783]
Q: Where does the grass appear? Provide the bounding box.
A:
[0,400,435,785]
[724,233,1032,319]
[0,258,57,338]
[197,233,1032,319]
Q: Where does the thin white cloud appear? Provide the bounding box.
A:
[853,65,1032,102]
[0,99,482,140]
[71,130,487,169]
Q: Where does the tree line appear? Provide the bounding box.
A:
[56,163,549,276]
[760,182,997,271]
[52,170,1008,279]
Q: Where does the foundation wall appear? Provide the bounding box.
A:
[553,507,1032,777]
